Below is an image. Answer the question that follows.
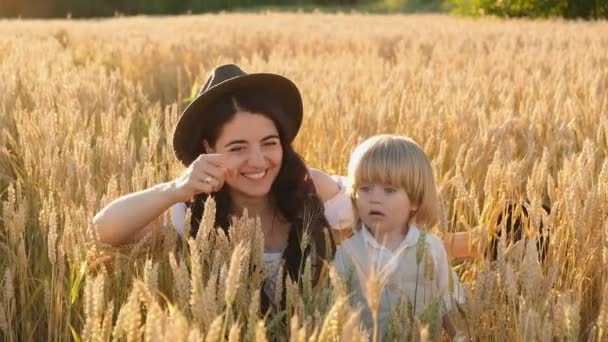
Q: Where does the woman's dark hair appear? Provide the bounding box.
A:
[187,86,334,311]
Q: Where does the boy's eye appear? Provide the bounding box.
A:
[384,187,396,194]
[358,186,370,193]
[229,146,245,152]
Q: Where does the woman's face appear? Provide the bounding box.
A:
[206,111,283,198]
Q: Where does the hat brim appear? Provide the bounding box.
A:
[173,73,303,166]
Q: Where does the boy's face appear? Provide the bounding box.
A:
[354,183,417,236]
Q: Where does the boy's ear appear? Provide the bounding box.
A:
[203,140,215,153]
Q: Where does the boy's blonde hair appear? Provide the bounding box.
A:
[347,134,440,228]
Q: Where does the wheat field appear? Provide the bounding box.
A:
[0,13,607,341]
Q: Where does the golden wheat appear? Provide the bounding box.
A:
[0,12,607,341]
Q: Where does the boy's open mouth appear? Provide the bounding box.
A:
[369,210,385,217]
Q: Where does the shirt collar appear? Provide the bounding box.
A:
[360,223,420,252]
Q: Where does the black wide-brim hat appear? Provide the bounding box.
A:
[173,64,303,166]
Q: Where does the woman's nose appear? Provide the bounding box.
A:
[247,147,266,167]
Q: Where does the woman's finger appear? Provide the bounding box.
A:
[219,154,242,176]
[191,178,217,195]
[190,156,225,180]
[194,167,225,193]
[203,173,223,189]
[197,163,225,181]
[204,153,242,177]
[203,153,230,167]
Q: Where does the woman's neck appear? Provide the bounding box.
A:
[229,190,273,217]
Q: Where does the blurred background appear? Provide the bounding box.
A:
[0,0,606,19]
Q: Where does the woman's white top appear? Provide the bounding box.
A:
[166,177,355,298]
[262,251,284,297]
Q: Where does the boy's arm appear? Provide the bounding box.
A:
[434,237,459,335]
[333,246,348,276]
[435,238,451,297]
[333,245,360,289]
[434,239,469,340]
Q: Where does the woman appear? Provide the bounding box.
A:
[93,64,354,307]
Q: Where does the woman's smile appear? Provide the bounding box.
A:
[241,169,268,180]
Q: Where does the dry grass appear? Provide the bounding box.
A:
[0,12,607,341]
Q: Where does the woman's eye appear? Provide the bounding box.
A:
[229,146,245,152]
[263,141,278,147]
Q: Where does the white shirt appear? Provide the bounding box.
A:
[333,224,463,334]
[166,185,355,297]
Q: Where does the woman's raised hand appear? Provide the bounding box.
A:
[172,154,238,202]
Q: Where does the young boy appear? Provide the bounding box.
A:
[333,134,457,340]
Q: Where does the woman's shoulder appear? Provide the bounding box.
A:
[321,187,355,231]
[308,168,345,202]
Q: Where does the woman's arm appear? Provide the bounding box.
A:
[308,168,341,202]
[93,181,184,246]
[308,170,356,242]
[93,153,232,246]
[443,230,480,259]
